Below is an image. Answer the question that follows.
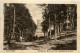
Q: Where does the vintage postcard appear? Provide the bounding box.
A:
[1,0,80,53]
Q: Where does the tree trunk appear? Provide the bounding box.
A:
[54,13,57,41]
[44,32,45,39]
[44,31,48,40]
[58,25,59,36]
[50,27,51,37]
[55,25,57,41]
[7,33,11,47]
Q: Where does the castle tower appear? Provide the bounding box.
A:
[35,20,44,37]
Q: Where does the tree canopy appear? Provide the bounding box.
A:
[4,3,37,41]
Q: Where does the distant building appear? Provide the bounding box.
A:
[35,20,44,37]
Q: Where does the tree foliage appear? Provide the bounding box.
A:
[40,4,77,37]
[4,3,36,41]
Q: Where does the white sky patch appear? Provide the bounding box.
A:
[25,4,44,25]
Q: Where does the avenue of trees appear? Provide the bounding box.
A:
[38,4,77,40]
[4,3,37,44]
[4,4,77,46]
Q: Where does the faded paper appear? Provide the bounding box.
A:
[1,0,80,53]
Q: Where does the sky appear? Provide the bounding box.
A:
[25,4,44,25]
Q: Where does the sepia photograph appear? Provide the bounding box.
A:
[3,3,77,50]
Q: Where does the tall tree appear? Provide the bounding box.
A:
[41,4,67,40]
[4,3,37,44]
